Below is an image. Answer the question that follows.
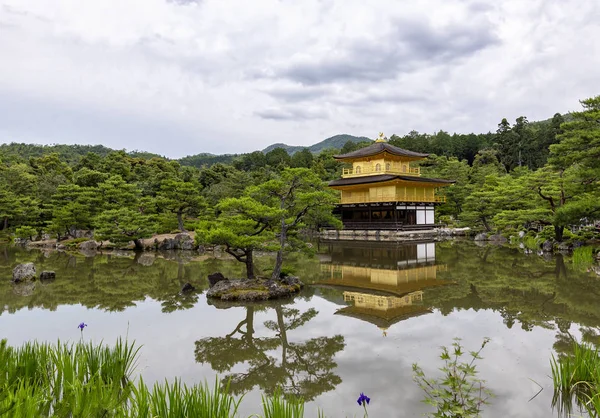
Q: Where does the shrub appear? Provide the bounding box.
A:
[14,226,37,241]
[413,338,493,418]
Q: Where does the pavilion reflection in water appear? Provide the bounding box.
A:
[318,241,451,335]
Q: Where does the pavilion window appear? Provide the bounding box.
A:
[355,165,361,174]
[385,163,391,171]
[375,163,381,172]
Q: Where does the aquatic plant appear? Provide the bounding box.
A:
[0,337,138,416]
[523,235,541,251]
[130,377,240,418]
[261,389,305,418]
[412,337,493,418]
[551,342,600,416]
[572,246,595,270]
[357,392,370,416]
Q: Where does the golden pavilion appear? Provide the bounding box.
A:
[328,133,454,230]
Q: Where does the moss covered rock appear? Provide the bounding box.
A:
[206,276,303,301]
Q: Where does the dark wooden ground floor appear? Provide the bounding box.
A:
[333,201,438,230]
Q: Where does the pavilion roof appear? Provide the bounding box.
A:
[328,174,455,187]
[334,142,429,160]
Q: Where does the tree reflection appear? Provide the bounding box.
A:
[195,303,345,400]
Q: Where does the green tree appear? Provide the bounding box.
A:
[156,179,205,231]
[233,151,267,172]
[95,208,155,249]
[48,184,98,238]
[249,168,340,280]
[195,197,279,279]
[290,148,314,168]
[265,148,291,168]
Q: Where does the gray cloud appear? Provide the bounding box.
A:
[0,0,598,155]
[261,84,330,103]
[254,106,327,121]
[272,18,499,85]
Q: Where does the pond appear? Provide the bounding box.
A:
[1,241,599,417]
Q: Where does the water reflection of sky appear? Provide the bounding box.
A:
[0,293,568,417]
[1,241,597,417]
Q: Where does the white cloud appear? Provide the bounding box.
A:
[0,0,598,157]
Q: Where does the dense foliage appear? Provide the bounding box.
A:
[1,95,598,244]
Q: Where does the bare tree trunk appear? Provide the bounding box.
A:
[177,211,185,232]
[271,224,287,280]
[554,225,564,242]
[481,217,492,232]
[2,216,7,230]
[246,250,255,280]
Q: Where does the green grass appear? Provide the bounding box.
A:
[1,338,330,417]
[523,235,541,251]
[572,246,595,270]
[551,342,600,416]
[261,389,305,418]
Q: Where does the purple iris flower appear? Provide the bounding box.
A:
[357,392,370,406]
[78,322,87,331]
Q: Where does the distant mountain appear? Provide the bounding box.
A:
[0,142,166,164]
[262,134,372,155]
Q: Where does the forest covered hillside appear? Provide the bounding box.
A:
[1,96,598,247]
[261,134,372,155]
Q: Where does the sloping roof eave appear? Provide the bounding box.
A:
[328,174,455,188]
[333,142,429,160]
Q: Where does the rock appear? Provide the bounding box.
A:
[558,242,572,251]
[181,283,196,293]
[181,239,195,251]
[596,251,600,260]
[79,240,99,251]
[208,272,227,288]
[207,277,304,301]
[56,244,66,251]
[12,263,36,283]
[573,241,585,249]
[13,238,29,246]
[591,266,600,276]
[518,231,526,238]
[13,282,36,297]
[280,275,303,288]
[72,229,93,239]
[158,238,176,251]
[474,233,488,241]
[488,234,508,244]
[39,271,56,282]
[137,253,156,266]
[542,240,554,252]
[174,233,195,250]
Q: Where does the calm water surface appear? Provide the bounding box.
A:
[1,241,599,417]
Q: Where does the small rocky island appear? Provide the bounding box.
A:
[206,272,304,301]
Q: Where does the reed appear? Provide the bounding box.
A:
[551,342,600,415]
[261,389,305,418]
[523,236,541,250]
[2,338,329,417]
[0,338,138,416]
[572,246,595,269]
[131,377,240,418]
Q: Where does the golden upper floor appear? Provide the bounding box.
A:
[342,158,421,178]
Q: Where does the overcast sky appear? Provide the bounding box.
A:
[0,0,598,158]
